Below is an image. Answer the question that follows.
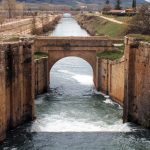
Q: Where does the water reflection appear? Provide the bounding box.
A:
[50,14,89,36]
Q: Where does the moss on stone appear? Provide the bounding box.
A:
[128,34,150,42]
[97,50,124,60]
[34,52,48,60]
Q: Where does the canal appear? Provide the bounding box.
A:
[0,14,150,150]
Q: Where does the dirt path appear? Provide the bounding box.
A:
[99,15,124,24]
[2,18,32,27]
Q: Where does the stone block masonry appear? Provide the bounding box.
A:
[0,15,61,35]
[0,35,150,142]
[124,37,150,128]
[108,58,125,105]
[0,41,35,142]
[34,57,48,96]
[97,58,125,105]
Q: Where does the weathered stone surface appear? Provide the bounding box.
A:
[0,47,7,142]
[0,36,149,142]
[48,50,98,88]
[34,57,48,96]
[0,15,60,35]
[124,37,150,128]
[34,36,115,53]
[0,41,35,142]
[97,59,109,94]
[97,58,125,105]
[108,58,125,105]
[34,37,117,90]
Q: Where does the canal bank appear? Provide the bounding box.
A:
[0,15,61,36]
[75,14,127,39]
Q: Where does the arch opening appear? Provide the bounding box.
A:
[49,56,95,95]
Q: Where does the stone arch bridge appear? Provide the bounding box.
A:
[34,36,117,89]
[0,36,149,142]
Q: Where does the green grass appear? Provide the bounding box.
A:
[34,52,48,60]
[128,34,150,42]
[95,21,127,38]
[103,15,132,23]
[77,14,127,38]
[0,36,20,42]
[97,50,124,60]
[114,16,132,23]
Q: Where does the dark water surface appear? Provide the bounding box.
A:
[0,14,150,150]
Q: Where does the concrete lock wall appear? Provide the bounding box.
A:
[34,57,48,96]
[97,58,125,105]
[124,37,150,128]
[0,41,35,142]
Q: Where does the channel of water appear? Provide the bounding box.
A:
[0,13,150,150]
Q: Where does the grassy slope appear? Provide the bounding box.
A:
[129,34,150,42]
[95,21,127,38]
[97,50,124,60]
[76,14,127,38]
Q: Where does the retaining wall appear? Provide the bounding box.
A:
[0,41,35,142]
[34,57,48,96]
[98,58,125,105]
[123,37,150,128]
[0,15,60,35]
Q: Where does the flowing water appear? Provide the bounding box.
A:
[1,14,150,150]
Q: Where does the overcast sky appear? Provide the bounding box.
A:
[145,0,150,2]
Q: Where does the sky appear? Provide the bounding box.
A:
[145,0,150,2]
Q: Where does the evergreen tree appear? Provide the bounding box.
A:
[132,0,136,9]
[115,0,121,10]
[106,0,110,5]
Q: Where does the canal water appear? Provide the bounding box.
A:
[1,14,150,150]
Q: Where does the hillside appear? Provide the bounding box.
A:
[17,0,147,6]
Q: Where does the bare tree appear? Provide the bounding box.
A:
[0,15,5,28]
[2,0,16,18]
[31,14,37,35]
[40,14,45,32]
[105,0,110,5]
[127,4,150,35]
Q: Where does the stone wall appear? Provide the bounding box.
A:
[0,41,35,142]
[97,59,109,93]
[34,36,115,53]
[0,15,60,35]
[108,58,125,105]
[34,57,48,96]
[98,58,125,105]
[124,37,150,128]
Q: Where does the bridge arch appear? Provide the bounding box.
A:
[49,56,94,89]
[48,50,98,88]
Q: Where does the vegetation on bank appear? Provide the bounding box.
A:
[76,15,127,38]
[97,50,124,60]
[127,4,150,35]
[34,52,48,60]
[97,44,124,61]
[128,34,150,42]
[0,36,20,42]
[102,15,132,23]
